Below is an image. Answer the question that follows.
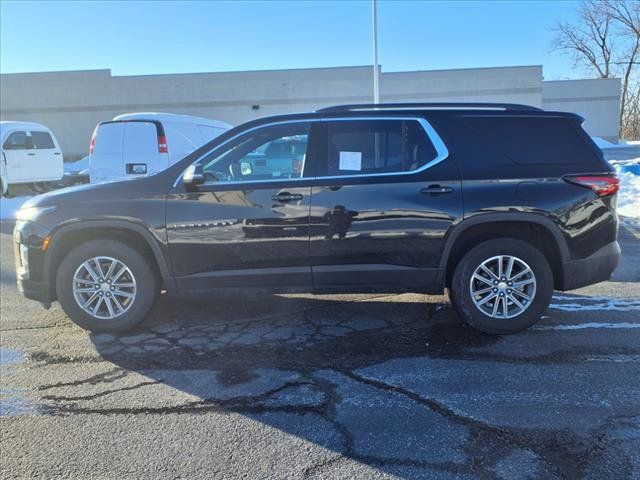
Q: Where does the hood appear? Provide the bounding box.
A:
[21,175,165,210]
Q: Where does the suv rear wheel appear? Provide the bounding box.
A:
[56,239,158,333]
[450,238,553,334]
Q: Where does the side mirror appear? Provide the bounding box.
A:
[183,164,204,190]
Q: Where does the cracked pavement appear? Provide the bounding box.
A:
[1,222,639,479]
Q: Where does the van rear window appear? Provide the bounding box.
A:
[463,116,601,165]
[93,123,124,155]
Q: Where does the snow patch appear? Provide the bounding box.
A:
[617,170,640,219]
[533,322,640,331]
[550,294,640,312]
[606,147,640,220]
[591,136,619,149]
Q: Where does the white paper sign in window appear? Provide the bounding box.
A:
[339,151,362,171]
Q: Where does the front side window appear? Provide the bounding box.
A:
[3,131,30,150]
[324,119,438,176]
[31,131,55,149]
[200,122,310,183]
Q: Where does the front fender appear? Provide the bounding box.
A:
[44,218,174,289]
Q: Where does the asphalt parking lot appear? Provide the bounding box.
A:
[1,219,639,479]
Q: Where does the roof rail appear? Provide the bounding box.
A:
[316,102,543,113]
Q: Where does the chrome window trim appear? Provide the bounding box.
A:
[173,116,450,187]
[340,106,511,111]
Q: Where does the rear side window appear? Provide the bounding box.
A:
[31,131,55,149]
[463,116,601,165]
[3,131,29,150]
[325,119,438,176]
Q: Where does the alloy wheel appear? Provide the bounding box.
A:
[469,255,537,319]
[72,256,137,320]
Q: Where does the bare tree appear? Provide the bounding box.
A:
[607,0,640,139]
[554,0,640,139]
[622,80,640,138]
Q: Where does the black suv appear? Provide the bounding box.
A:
[14,103,621,334]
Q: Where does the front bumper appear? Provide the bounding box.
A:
[13,221,53,304]
[560,240,621,291]
[16,274,51,305]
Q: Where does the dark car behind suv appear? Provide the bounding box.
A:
[13,103,620,334]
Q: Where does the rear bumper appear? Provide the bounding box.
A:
[560,241,621,291]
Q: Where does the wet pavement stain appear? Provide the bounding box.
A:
[0,347,37,416]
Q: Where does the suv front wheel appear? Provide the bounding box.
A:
[56,239,158,333]
[450,238,553,334]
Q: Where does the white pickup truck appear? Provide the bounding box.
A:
[1,121,64,196]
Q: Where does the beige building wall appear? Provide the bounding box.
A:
[0,65,619,159]
[543,78,621,142]
[382,65,542,106]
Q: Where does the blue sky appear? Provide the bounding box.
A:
[0,0,583,80]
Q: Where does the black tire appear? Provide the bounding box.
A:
[450,238,553,334]
[56,239,158,333]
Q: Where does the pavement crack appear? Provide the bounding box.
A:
[41,400,325,417]
[339,369,570,478]
[29,350,106,366]
[0,324,60,332]
[41,380,160,401]
[37,367,128,391]
[39,379,323,416]
[301,455,345,478]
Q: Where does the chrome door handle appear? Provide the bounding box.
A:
[272,192,303,202]
[421,185,453,195]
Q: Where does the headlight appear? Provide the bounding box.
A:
[15,206,57,222]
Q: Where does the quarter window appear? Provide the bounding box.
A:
[324,120,438,176]
[463,117,601,165]
[200,122,311,183]
[3,131,30,150]
[31,131,55,149]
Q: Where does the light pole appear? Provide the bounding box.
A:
[372,0,380,104]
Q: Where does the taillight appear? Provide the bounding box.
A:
[565,175,620,197]
[158,135,168,153]
[89,132,96,154]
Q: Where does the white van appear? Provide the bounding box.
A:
[1,121,64,196]
[89,113,231,183]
